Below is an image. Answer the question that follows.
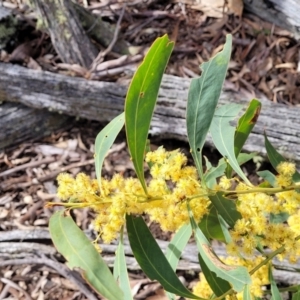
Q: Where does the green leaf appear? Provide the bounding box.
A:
[198,253,231,297]
[188,205,251,292]
[204,159,227,189]
[270,212,289,224]
[264,133,285,169]
[203,153,254,189]
[125,35,174,193]
[257,170,277,187]
[237,152,257,165]
[293,288,300,300]
[226,99,261,178]
[49,211,123,300]
[114,227,133,300]
[126,215,203,299]
[187,34,232,180]
[145,139,154,169]
[204,156,213,171]
[234,99,261,157]
[269,264,282,300]
[264,133,300,182]
[165,223,192,270]
[95,112,125,192]
[209,192,242,228]
[243,284,252,300]
[210,103,251,185]
[165,223,192,300]
[198,205,227,242]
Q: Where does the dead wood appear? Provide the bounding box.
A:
[1,62,299,164]
[30,0,98,67]
[29,0,130,68]
[0,102,71,150]
[244,0,300,39]
[0,249,98,300]
[72,2,129,55]
[0,230,299,285]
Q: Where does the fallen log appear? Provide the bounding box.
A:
[244,0,300,39]
[30,0,98,67]
[0,229,299,285]
[0,62,299,165]
[0,102,71,150]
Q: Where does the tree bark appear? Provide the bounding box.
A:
[0,229,299,286]
[1,62,300,164]
[29,0,98,67]
[244,0,300,39]
[0,102,71,150]
[72,2,129,55]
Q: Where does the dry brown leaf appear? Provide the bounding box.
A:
[275,62,296,69]
[227,0,243,16]
[27,57,42,70]
[146,293,169,300]
[10,157,31,165]
[192,0,225,18]
[0,208,9,219]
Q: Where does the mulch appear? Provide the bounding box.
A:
[0,0,299,299]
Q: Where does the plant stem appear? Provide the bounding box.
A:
[250,234,300,276]
[222,185,298,197]
[213,288,234,300]
[46,202,90,208]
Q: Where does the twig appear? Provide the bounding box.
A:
[19,201,44,224]
[100,4,126,56]
[0,277,32,300]
[0,229,51,242]
[0,157,55,177]
[0,242,56,256]
[37,158,94,182]
[0,256,98,300]
[38,142,126,182]
[0,283,10,300]
[90,4,126,72]
[93,55,128,72]
[91,64,136,79]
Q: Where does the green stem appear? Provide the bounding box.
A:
[249,246,285,275]
[250,234,300,276]
[213,288,234,300]
[222,185,298,197]
[184,185,298,203]
[186,193,210,201]
[46,202,90,209]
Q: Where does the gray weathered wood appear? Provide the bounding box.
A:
[73,2,129,55]
[0,102,71,150]
[30,0,98,67]
[244,0,300,39]
[0,229,299,285]
[0,62,299,164]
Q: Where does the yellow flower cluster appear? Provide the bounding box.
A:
[276,161,296,187]
[56,147,210,243]
[56,148,300,297]
[225,162,300,262]
[193,256,270,299]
